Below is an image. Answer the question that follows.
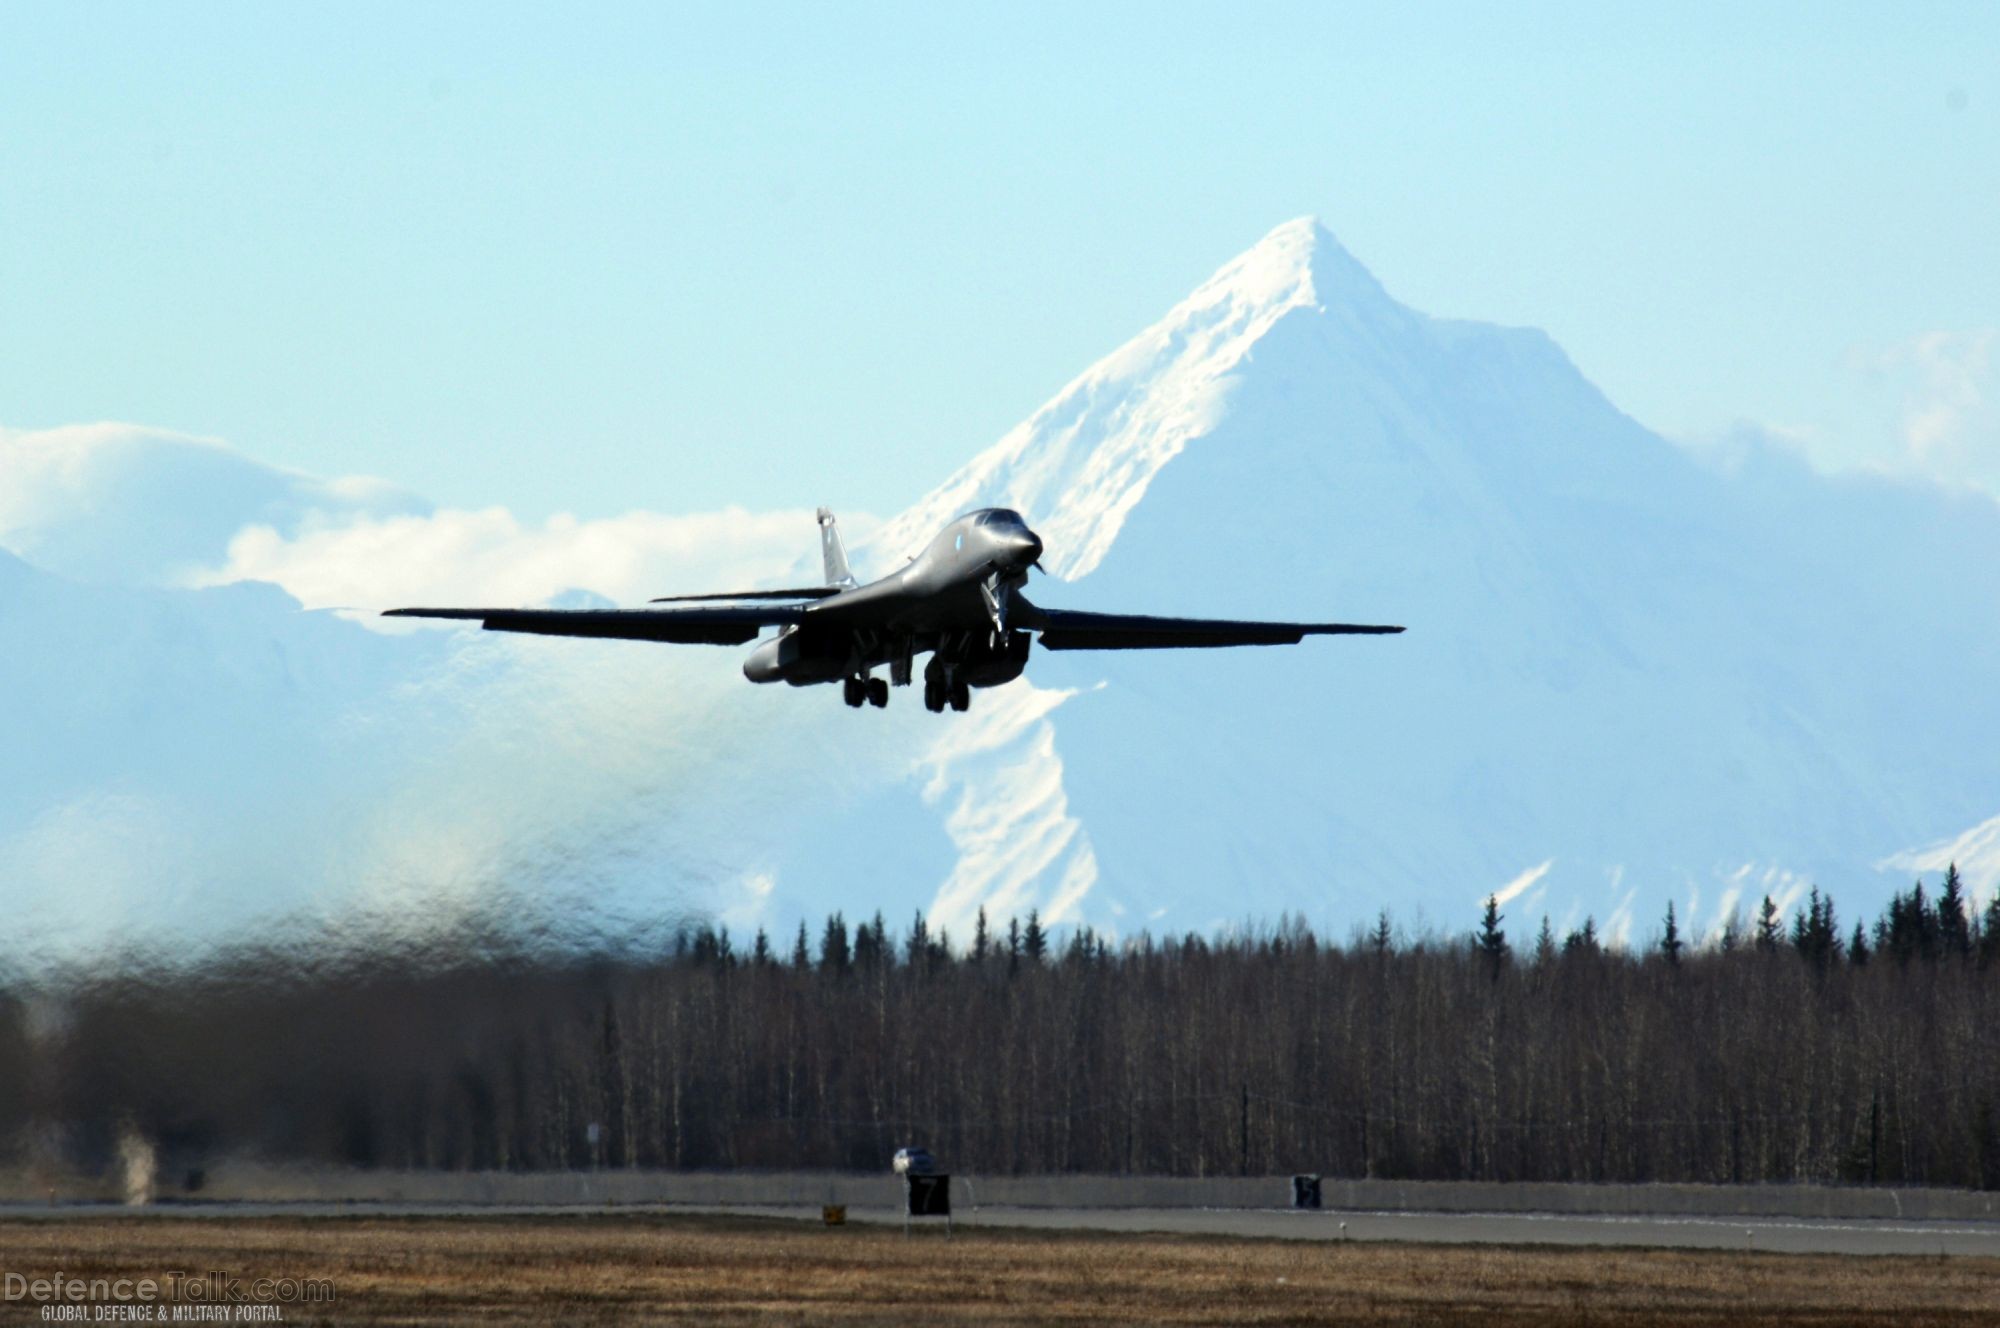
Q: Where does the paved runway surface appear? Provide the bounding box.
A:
[955,1205,2000,1256]
[6,1200,1999,1256]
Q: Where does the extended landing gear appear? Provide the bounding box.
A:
[844,676,889,709]
[922,664,970,714]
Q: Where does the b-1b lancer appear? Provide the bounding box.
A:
[386,508,1402,712]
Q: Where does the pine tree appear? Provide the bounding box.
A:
[1476,895,1508,975]
[1534,916,1556,967]
[1371,911,1393,957]
[752,927,772,967]
[1882,882,1939,963]
[1982,892,2000,968]
[1717,906,1742,953]
[1896,880,1928,964]
[1849,920,1871,967]
[1939,863,1971,958]
[1023,909,1047,965]
[1563,916,1599,956]
[1790,888,1840,971]
[691,925,730,967]
[972,907,990,964]
[1007,916,1021,977]
[1912,882,1939,960]
[853,911,888,971]
[820,912,851,975]
[1660,901,1682,967]
[791,920,810,968]
[1755,895,1782,952]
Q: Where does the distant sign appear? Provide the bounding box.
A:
[906,1173,950,1216]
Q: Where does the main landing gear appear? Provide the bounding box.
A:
[922,665,971,714]
[843,676,889,709]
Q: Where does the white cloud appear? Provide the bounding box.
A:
[1682,330,2000,502]
[0,421,874,620]
[1828,329,2000,495]
[1892,330,1997,474]
[197,504,865,619]
[0,422,423,585]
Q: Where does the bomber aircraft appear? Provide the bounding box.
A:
[386,508,1402,712]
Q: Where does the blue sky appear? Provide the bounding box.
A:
[4,2,1995,517]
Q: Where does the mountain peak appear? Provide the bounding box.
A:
[1191,216,1393,319]
[862,218,1410,581]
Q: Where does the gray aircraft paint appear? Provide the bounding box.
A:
[385,509,1401,712]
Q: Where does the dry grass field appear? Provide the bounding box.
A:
[2,1213,1998,1326]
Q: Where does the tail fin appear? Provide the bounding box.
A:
[817,507,857,588]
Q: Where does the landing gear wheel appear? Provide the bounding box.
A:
[843,677,865,708]
[867,677,889,708]
[923,671,946,713]
[949,679,971,712]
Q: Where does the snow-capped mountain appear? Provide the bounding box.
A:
[871,218,2000,942]
[5,219,1998,964]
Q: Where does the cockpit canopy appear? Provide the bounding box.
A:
[973,508,1026,528]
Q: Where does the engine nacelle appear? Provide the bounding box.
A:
[959,630,1032,688]
[743,631,843,686]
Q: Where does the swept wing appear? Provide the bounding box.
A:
[381,603,806,646]
[648,588,842,603]
[1026,606,1403,650]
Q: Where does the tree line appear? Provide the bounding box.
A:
[4,867,1999,1188]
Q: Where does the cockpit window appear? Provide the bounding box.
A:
[977,508,1025,527]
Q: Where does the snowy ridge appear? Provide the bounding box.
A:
[861,218,1394,582]
[916,681,1099,934]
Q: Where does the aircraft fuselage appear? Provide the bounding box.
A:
[744,508,1043,701]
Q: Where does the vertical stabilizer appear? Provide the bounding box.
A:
[817,507,857,588]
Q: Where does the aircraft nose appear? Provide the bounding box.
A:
[1014,530,1044,565]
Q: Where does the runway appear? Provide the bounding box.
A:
[7,1199,1998,1256]
[953,1204,2000,1256]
